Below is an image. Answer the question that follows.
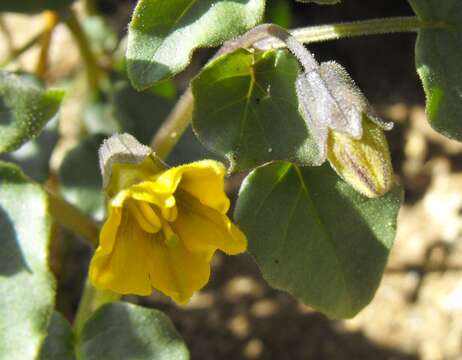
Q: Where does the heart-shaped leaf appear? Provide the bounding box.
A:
[192,49,319,172]
[235,162,402,318]
[0,161,55,360]
[80,302,189,360]
[126,0,265,89]
[409,0,462,140]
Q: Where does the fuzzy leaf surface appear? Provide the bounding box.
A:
[235,162,402,318]
[0,162,55,360]
[126,0,265,89]
[0,71,63,154]
[80,302,189,360]
[192,49,319,171]
[409,0,462,140]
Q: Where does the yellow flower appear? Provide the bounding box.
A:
[89,134,247,304]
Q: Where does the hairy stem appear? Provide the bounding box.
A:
[253,16,442,50]
[149,16,440,158]
[64,9,100,91]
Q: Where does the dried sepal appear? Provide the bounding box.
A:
[296,61,393,164]
[99,133,166,195]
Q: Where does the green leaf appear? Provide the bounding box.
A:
[0,117,59,182]
[235,162,402,319]
[296,0,341,4]
[126,0,265,89]
[266,0,292,28]
[39,312,76,360]
[192,49,319,172]
[0,161,55,360]
[409,0,462,140]
[59,134,105,220]
[110,82,173,144]
[80,302,189,360]
[84,81,174,144]
[0,0,74,13]
[83,16,118,56]
[0,71,64,154]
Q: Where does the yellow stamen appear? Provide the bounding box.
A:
[161,205,178,222]
[161,219,179,247]
[127,201,161,233]
[138,201,162,229]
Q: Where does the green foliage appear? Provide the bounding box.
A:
[59,134,106,220]
[0,0,74,13]
[409,0,462,140]
[84,81,173,143]
[235,162,402,318]
[192,49,319,172]
[39,312,76,360]
[126,0,265,89]
[0,117,59,182]
[296,0,341,4]
[80,302,189,360]
[0,71,64,154]
[0,162,55,360]
[266,0,293,28]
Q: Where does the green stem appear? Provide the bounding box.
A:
[0,32,42,68]
[48,191,99,247]
[36,11,60,78]
[150,16,442,158]
[64,9,100,92]
[0,16,14,54]
[150,90,193,157]
[254,16,444,50]
[74,280,119,333]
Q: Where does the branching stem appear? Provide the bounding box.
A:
[36,11,60,78]
[64,9,100,92]
[149,16,445,158]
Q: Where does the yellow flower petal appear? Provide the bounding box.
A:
[89,210,152,296]
[155,160,230,214]
[173,194,247,258]
[146,236,211,304]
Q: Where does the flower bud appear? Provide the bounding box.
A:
[327,116,393,198]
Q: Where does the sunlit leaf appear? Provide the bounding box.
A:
[126,0,265,89]
[192,48,319,172]
[235,162,402,318]
[0,162,55,360]
[409,0,462,140]
[0,71,64,154]
[80,302,189,360]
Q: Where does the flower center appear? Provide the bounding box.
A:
[127,200,179,247]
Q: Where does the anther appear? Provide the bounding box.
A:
[127,201,161,233]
